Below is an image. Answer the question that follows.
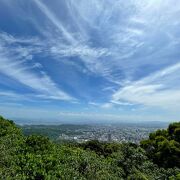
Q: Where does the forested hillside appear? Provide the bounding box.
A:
[0,115,180,179]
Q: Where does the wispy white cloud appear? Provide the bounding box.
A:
[33,0,112,71]
[0,32,74,101]
[33,0,76,44]
[112,62,180,109]
[88,102,100,106]
[0,90,25,100]
[0,90,38,102]
[101,103,113,109]
[1,0,180,121]
[64,0,180,84]
[50,44,110,58]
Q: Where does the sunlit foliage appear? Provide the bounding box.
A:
[0,116,179,179]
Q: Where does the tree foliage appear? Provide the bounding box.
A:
[0,116,179,179]
[141,122,180,168]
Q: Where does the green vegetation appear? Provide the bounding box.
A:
[0,115,180,179]
[141,122,180,168]
[22,124,89,140]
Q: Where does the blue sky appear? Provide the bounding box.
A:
[0,0,180,122]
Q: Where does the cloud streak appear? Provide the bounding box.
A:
[0,32,74,101]
[0,0,180,121]
[33,0,76,44]
[112,62,180,109]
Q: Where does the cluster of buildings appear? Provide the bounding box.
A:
[58,125,157,144]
